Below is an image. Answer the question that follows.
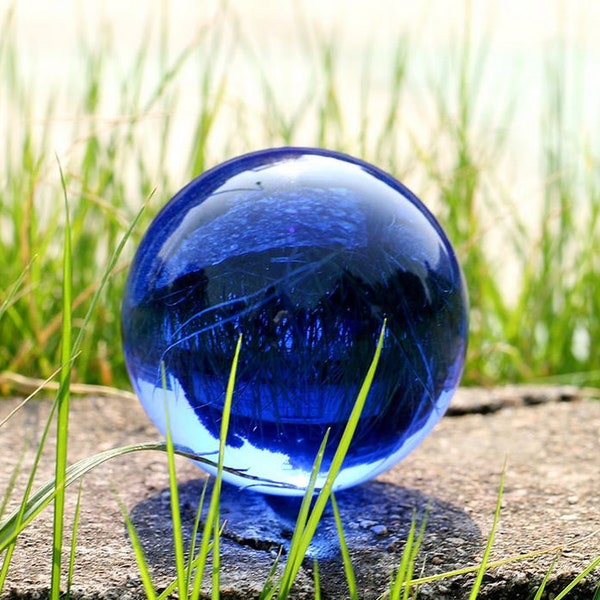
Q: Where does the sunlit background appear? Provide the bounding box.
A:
[1,0,599,386]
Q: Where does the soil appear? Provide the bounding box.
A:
[0,386,598,599]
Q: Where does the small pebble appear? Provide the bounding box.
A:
[446,536,466,545]
[370,524,388,536]
[560,513,579,521]
[359,519,377,529]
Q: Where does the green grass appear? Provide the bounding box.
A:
[1,1,599,598]
[0,3,598,390]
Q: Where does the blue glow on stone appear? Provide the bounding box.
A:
[121,147,468,496]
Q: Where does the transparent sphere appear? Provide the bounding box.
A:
[122,147,468,496]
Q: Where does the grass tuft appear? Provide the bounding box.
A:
[275,321,386,600]
[0,3,598,388]
[121,500,158,600]
[389,511,428,600]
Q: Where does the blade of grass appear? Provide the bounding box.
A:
[0,442,201,552]
[158,536,216,600]
[0,386,63,586]
[378,547,560,599]
[214,336,243,599]
[0,371,137,404]
[313,559,321,600]
[532,551,561,600]
[50,158,74,599]
[552,553,600,600]
[65,482,83,599]
[211,501,220,600]
[389,510,429,600]
[390,515,417,600]
[0,441,29,522]
[72,204,146,356]
[120,501,158,600]
[0,262,31,322]
[400,513,428,600]
[331,493,358,600]
[161,364,187,599]
[185,478,209,592]
[0,366,66,429]
[387,544,570,591]
[258,546,284,600]
[0,432,291,556]
[468,463,506,599]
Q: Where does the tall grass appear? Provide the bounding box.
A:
[0,3,599,389]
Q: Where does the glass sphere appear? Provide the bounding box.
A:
[122,147,468,496]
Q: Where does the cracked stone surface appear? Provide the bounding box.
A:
[0,387,599,599]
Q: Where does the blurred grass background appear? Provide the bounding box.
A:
[0,0,599,390]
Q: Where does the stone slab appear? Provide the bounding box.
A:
[0,388,599,599]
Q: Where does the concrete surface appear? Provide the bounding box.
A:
[0,387,598,599]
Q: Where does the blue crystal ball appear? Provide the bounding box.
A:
[122,147,468,495]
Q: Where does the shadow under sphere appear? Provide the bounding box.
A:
[128,477,481,596]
